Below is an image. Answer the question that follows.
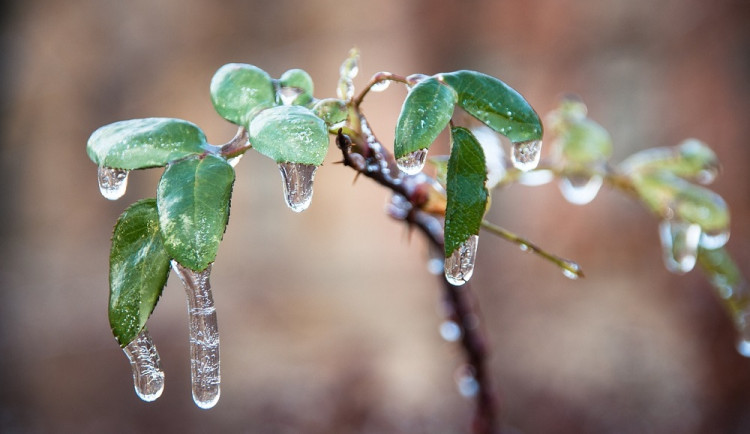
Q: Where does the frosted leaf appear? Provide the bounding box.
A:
[699,229,730,250]
[172,261,220,409]
[396,148,428,175]
[278,162,317,212]
[445,235,479,286]
[511,140,542,171]
[659,220,701,274]
[98,166,129,200]
[122,328,165,402]
[558,174,603,205]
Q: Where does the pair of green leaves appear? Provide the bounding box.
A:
[210,63,329,166]
[88,118,234,346]
[394,71,542,258]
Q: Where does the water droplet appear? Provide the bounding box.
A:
[518,243,529,252]
[697,168,717,185]
[518,169,554,186]
[396,149,428,175]
[511,140,542,171]
[279,87,302,105]
[454,365,479,398]
[440,321,462,342]
[98,166,129,200]
[737,339,750,357]
[370,79,391,92]
[122,327,165,402]
[172,261,221,409]
[445,235,479,286]
[278,162,317,212]
[659,220,701,274]
[339,55,359,80]
[227,154,243,168]
[427,257,444,275]
[558,175,603,205]
[561,261,581,280]
[699,229,730,250]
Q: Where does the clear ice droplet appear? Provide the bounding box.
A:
[445,235,479,286]
[511,140,542,172]
[440,320,462,342]
[122,328,165,402]
[699,229,730,250]
[558,175,603,205]
[279,87,302,106]
[427,257,444,275]
[454,365,479,398]
[98,166,129,200]
[736,310,750,357]
[659,220,701,274]
[278,162,317,213]
[561,261,581,280]
[370,79,391,92]
[172,261,221,409]
[396,149,428,175]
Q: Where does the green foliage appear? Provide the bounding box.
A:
[279,68,315,106]
[109,199,171,347]
[248,105,330,165]
[439,70,543,143]
[394,77,457,159]
[210,63,276,127]
[157,155,234,271]
[444,127,488,257]
[87,118,208,169]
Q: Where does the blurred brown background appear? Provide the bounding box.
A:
[1,0,749,432]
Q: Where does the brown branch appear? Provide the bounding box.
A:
[336,115,499,433]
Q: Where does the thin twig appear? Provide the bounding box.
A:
[352,72,408,108]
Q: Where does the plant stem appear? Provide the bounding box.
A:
[219,127,250,159]
[352,72,408,108]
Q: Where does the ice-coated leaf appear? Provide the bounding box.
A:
[279,68,314,106]
[157,155,235,271]
[87,118,208,170]
[633,172,730,232]
[248,105,329,165]
[109,199,171,347]
[445,127,488,257]
[556,118,613,165]
[210,63,275,127]
[394,77,457,159]
[698,247,746,303]
[620,138,720,184]
[439,70,543,143]
[312,98,348,128]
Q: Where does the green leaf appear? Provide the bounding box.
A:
[620,139,719,183]
[248,105,329,165]
[445,127,489,257]
[312,98,349,128]
[210,63,276,127]
[279,68,314,106]
[439,70,543,143]
[557,118,613,165]
[394,77,457,160]
[109,199,171,347]
[157,155,235,271]
[87,118,208,169]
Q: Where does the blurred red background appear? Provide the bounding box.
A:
[0,0,748,432]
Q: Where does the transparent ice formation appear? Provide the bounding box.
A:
[445,235,479,286]
[98,166,129,200]
[122,327,165,402]
[396,148,428,175]
[278,162,317,213]
[658,220,701,274]
[510,140,542,172]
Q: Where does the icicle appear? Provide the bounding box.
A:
[445,235,479,286]
[396,149,428,175]
[440,320,462,342]
[558,174,603,205]
[658,220,701,274]
[172,261,220,409]
[122,327,165,402]
[510,139,542,172]
[98,166,129,200]
[278,162,317,212]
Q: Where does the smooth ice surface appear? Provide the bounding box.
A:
[558,174,603,205]
[122,328,165,402]
[396,148,428,175]
[278,162,317,213]
[445,235,479,286]
[172,261,220,409]
[98,166,129,200]
[659,220,701,274]
[511,139,542,172]
[699,229,730,250]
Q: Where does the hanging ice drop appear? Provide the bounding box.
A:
[122,327,165,402]
[558,175,603,205]
[445,235,479,286]
[98,166,129,200]
[510,139,542,171]
[396,148,428,175]
[699,229,730,250]
[370,79,391,92]
[658,220,701,274]
[172,261,220,409]
[278,162,317,212]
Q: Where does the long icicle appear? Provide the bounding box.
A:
[172,260,221,409]
[122,327,165,402]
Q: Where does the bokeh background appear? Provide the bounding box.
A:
[1,0,749,432]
